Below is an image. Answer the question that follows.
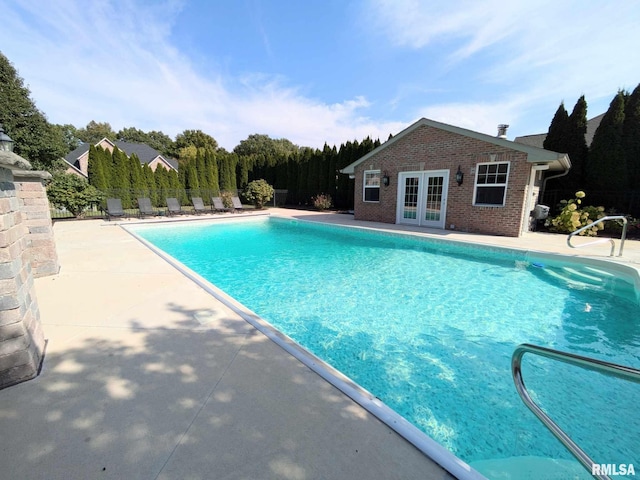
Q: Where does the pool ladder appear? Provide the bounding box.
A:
[567,215,628,257]
[512,344,640,480]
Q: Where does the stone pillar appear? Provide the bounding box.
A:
[14,170,59,278]
[0,152,46,390]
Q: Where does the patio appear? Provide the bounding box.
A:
[1,209,638,479]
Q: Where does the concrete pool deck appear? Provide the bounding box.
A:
[1,208,639,479]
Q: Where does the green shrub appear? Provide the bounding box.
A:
[545,191,605,236]
[312,193,332,210]
[46,173,104,217]
[243,179,274,209]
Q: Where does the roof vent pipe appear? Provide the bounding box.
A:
[497,124,509,139]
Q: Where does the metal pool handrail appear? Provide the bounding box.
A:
[512,343,640,480]
[567,215,628,257]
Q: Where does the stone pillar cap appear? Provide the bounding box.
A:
[0,151,32,170]
[12,169,52,180]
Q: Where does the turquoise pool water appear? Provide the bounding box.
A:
[132,217,640,477]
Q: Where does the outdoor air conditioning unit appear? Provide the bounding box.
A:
[532,204,550,220]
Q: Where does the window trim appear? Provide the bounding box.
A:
[363,170,381,203]
[472,161,510,207]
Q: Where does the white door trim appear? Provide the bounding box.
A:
[397,170,449,228]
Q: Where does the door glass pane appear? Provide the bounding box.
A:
[424,176,443,221]
[403,177,419,219]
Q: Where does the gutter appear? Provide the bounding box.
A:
[541,168,570,203]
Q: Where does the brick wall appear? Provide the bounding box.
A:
[14,170,59,277]
[353,124,534,237]
[0,165,46,389]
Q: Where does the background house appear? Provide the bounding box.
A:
[64,138,178,178]
[514,114,605,148]
[340,118,570,237]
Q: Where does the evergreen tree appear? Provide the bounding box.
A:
[307,148,321,198]
[564,96,589,190]
[586,91,627,191]
[218,152,237,192]
[286,154,300,204]
[142,164,158,205]
[543,103,569,153]
[167,169,181,201]
[204,148,220,197]
[623,83,640,189]
[229,153,238,192]
[154,167,170,206]
[238,157,250,189]
[99,146,113,189]
[543,102,570,192]
[217,155,228,192]
[87,144,108,191]
[129,154,146,198]
[186,158,200,200]
[195,149,209,197]
[177,161,189,204]
[297,148,312,204]
[327,145,338,199]
[110,147,132,207]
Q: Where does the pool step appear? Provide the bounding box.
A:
[560,267,605,285]
[541,267,604,290]
[582,265,617,278]
[470,455,591,479]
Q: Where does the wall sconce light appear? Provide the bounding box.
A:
[382,171,390,187]
[455,165,464,186]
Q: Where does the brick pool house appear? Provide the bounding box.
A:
[340,118,571,237]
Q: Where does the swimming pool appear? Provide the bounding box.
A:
[129,216,640,479]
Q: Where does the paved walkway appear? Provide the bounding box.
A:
[1,209,638,480]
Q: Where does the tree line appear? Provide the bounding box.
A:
[84,132,380,211]
[542,84,640,215]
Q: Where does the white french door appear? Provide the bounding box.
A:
[397,170,449,228]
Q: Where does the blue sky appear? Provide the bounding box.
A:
[1,0,639,151]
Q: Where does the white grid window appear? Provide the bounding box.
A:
[363,170,380,202]
[473,162,510,206]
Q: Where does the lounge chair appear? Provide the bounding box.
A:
[212,196,231,213]
[191,197,209,214]
[137,197,159,218]
[105,198,126,221]
[231,196,245,213]
[166,197,184,216]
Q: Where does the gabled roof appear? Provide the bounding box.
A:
[65,160,88,178]
[340,117,571,174]
[65,143,90,163]
[64,138,178,170]
[513,113,605,149]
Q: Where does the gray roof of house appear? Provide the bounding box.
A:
[64,139,178,170]
[514,113,605,149]
[341,117,570,174]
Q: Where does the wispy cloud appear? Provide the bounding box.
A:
[365,0,640,135]
[0,0,396,149]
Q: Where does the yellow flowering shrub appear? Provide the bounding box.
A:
[545,192,605,236]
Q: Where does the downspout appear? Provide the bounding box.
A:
[540,159,571,202]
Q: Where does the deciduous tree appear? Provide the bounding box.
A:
[46,173,104,217]
[76,120,116,144]
[0,52,68,171]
